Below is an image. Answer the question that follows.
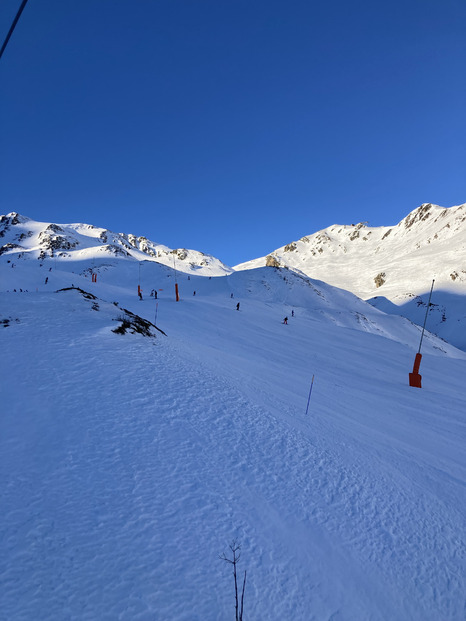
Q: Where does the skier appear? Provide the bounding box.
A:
[236,302,240,311]
[193,291,196,296]
[291,310,294,317]
[230,293,234,298]
[45,277,48,284]
[138,291,143,301]
[283,316,288,325]
[154,290,158,299]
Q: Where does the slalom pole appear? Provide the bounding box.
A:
[305,374,315,415]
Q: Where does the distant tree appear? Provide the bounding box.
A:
[220,540,247,621]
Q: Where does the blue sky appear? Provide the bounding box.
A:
[1,0,465,266]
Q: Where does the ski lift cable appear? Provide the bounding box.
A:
[0,0,30,61]
[418,279,435,354]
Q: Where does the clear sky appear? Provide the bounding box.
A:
[1,0,465,266]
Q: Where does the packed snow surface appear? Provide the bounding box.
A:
[1,254,466,620]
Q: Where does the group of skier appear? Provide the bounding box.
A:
[235,300,293,324]
[136,283,295,325]
[188,295,293,322]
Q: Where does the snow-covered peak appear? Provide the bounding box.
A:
[234,202,466,349]
[1,212,31,226]
[2,203,465,349]
[0,213,232,276]
[236,203,466,285]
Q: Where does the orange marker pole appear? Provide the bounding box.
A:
[409,353,422,388]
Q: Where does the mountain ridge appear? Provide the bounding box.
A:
[0,211,232,276]
[235,202,466,297]
[1,202,465,349]
[234,202,466,350]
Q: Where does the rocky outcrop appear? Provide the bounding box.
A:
[266,254,281,267]
[374,272,386,288]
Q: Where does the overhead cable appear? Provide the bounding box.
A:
[0,0,30,61]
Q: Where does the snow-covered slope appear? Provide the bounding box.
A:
[235,203,466,350]
[1,255,465,620]
[0,212,232,276]
[2,206,465,349]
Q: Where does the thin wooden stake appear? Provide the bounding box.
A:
[305,374,315,415]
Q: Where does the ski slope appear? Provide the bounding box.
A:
[1,260,465,620]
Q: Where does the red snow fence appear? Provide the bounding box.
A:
[409,353,422,388]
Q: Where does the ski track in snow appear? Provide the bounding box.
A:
[1,292,465,620]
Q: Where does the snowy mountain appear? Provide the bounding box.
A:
[0,212,232,276]
[235,203,466,350]
[2,205,466,350]
[1,225,466,619]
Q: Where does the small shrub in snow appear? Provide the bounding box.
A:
[220,540,247,621]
